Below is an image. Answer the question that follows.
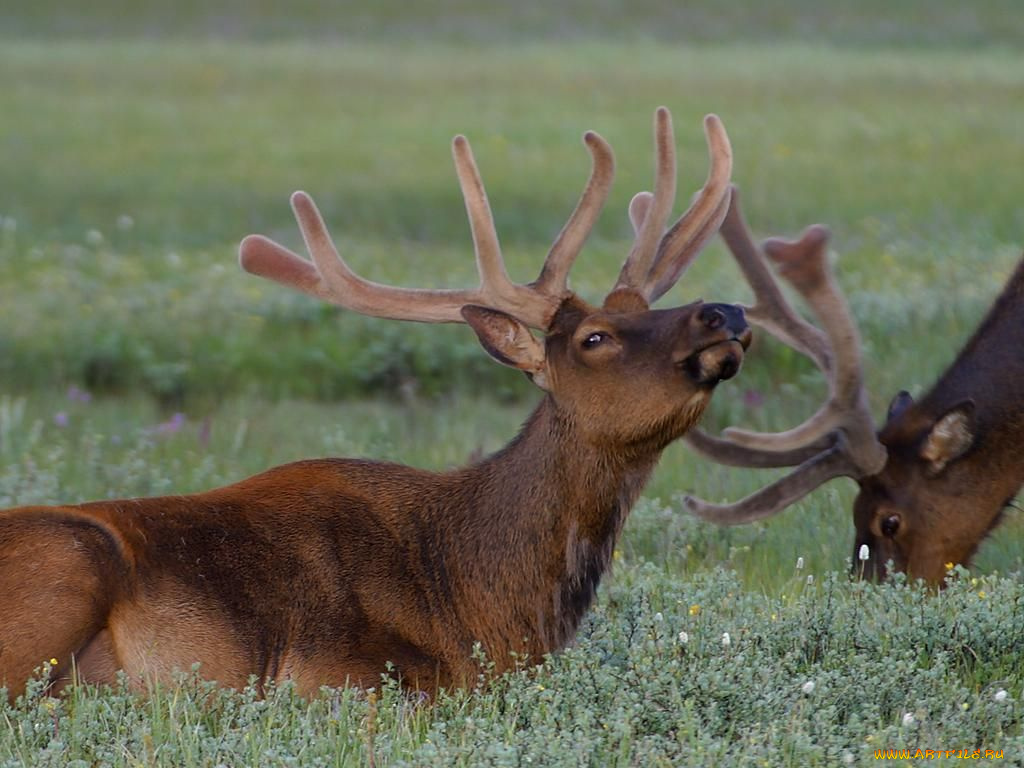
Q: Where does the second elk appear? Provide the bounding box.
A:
[684,186,1024,584]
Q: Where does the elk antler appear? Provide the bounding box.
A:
[682,186,886,524]
[238,130,615,330]
[241,109,733,326]
[608,110,733,306]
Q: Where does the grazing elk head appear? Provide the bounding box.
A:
[241,109,750,452]
[682,187,1024,584]
[852,258,1024,582]
[852,395,982,583]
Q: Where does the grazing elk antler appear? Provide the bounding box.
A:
[682,186,887,524]
[1,109,751,702]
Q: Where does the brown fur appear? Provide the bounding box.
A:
[853,257,1024,583]
[0,295,748,700]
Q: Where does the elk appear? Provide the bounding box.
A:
[681,185,1024,584]
[0,109,751,702]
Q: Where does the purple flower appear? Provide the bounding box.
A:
[67,385,92,404]
[743,389,764,409]
[155,412,186,435]
[53,411,69,428]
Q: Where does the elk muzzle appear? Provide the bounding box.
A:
[680,303,751,386]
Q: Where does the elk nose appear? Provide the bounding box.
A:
[699,303,749,343]
[699,305,727,330]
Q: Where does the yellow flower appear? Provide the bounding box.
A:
[978,591,987,599]
[49,658,58,666]
[945,562,955,571]
[688,604,700,616]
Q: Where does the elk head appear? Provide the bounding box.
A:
[240,109,750,453]
[852,257,1024,582]
[852,394,982,582]
[682,188,1023,585]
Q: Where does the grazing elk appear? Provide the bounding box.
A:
[681,186,1024,584]
[0,109,751,701]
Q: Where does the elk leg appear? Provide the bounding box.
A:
[0,511,123,701]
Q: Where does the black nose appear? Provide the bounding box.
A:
[700,303,747,336]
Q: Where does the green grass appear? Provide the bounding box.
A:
[2,3,1024,764]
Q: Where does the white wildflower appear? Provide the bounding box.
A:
[806,574,814,585]
[795,556,804,570]
[678,631,689,645]
[721,632,731,648]
[653,612,663,622]
[994,689,1008,703]
[801,680,815,695]
[859,544,870,561]
[116,214,135,231]
[901,712,915,727]
[85,229,103,246]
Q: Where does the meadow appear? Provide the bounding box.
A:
[1,3,1024,765]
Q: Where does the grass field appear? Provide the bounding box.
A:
[2,3,1024,765]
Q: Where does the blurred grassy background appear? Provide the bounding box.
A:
[1,2,1022,585]
[4,0,1024,47]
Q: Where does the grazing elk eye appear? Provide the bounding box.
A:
[880,514,901,538]
[581,332,607,349]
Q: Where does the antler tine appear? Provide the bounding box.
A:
[241,193,479,321]
[685,428,836,469]
[450,135,519,303]
[719,186,830,368]
[239,231,333,302]
[684,436,858,524]
[533,131,615,295]
[613,106,677,293]
[644,114,734,303]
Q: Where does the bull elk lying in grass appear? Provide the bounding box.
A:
[0,109,752,701]
[684,187,1024,584]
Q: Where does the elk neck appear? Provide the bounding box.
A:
[439,393,664,659]
[918,258,1024,444]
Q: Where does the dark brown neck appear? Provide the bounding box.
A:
[923,258,1024,430]
[443,395,662,660]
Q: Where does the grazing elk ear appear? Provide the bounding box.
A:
[886,390,915,423]
[461,305,550,390]
[920,400,975,475]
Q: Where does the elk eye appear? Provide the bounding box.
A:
[881,514,901,538]
[582,332,607,349]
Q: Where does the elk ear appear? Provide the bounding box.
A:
[886,390,914,423]
[461,305,550,390]
[920,400,975,475]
